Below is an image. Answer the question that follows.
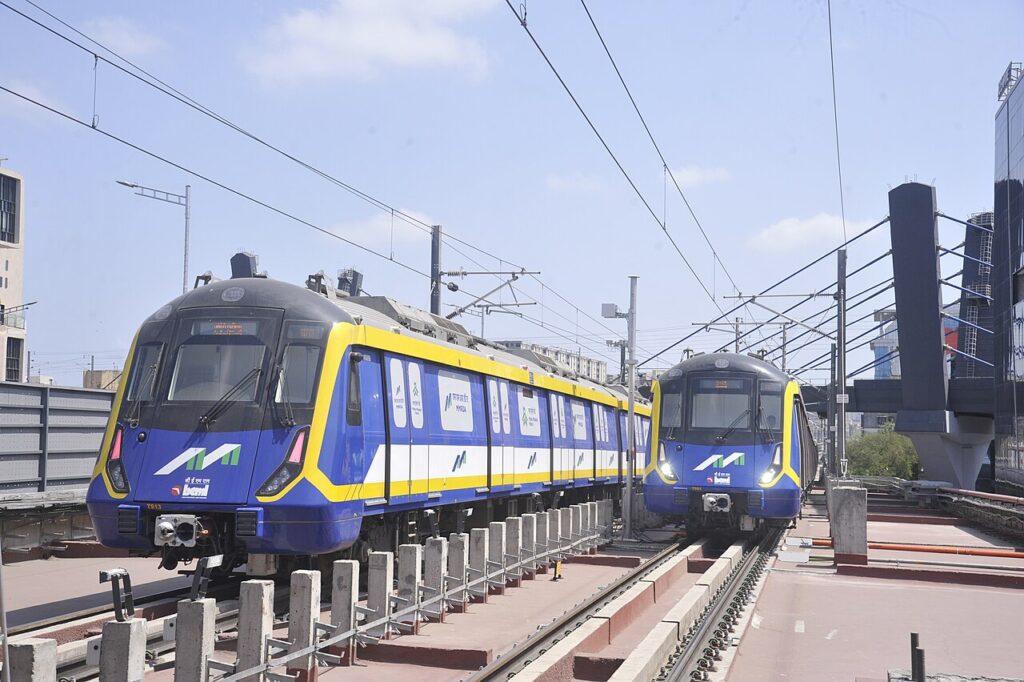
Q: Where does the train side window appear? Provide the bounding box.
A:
[660,392,683,429]
[389,358,407,428]
[438,369,474,432]
[125,343,163,402]
[517,385,541,437]
[346,356,362,426]
[550,396,561,439]
[408,362,424,429]
[499,382,511,434]
[488,379,502,433]
[571,401,588,442]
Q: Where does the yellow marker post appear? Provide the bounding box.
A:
[552,560,563,581]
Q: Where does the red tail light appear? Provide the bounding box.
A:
[105,427,129,493]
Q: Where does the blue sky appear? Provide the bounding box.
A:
[1,0,1019,384]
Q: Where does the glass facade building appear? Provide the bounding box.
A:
[993,63,1024,494]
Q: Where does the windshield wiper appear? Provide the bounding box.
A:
[758,405,777,445]
[715,408,751,443]
[199,368,262,428]
[125,363,158,428]
[275,363,296,427]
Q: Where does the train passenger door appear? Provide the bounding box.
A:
[569,400,593,482]
[341,349,386,500]
[385,355,414,501]
[486,378,511,488]
[554,395,571,481]
[406,360,429,497]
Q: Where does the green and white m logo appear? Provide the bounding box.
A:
[155,444,242,476]
[693,452,746,471]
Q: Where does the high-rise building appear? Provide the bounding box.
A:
[992,61,1024,494]
[0,166,26,382]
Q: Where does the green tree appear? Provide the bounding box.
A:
[846,422,919,479]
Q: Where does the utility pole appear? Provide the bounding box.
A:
[430,225,442,315]
[603,276,639,539]
[734,317,741,353]
[836,249,848,477]
[827,342,837,474]
[116,181,191,295]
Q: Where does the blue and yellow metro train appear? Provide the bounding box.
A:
[87,257,651,571]
[643,353,820,532]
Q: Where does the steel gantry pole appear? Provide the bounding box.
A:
[603,277,639,539]
[183,185,191,295]
[430,225,442,315]
[625,276,638,539]
[116,180,191,295]
[836,249,848,477]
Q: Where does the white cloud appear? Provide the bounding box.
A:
[747,213,875,253]
[0,80,67,125]
[331,210,433,250]
[83,17,164,57]
[247,0,495,83]
[545,172,605,192]
[670,165,730,188]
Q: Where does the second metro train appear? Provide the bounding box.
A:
[643,353,819,532]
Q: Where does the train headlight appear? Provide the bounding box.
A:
[657,443,676,479]
[760,443,784,485]
[105,427,130,493]
[257,427,308,497]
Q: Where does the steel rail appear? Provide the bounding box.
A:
[463,540,684,682]
[663,530,782,681]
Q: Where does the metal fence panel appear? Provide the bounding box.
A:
[0,381,113,492]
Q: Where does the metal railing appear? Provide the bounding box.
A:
[210,523,608,681]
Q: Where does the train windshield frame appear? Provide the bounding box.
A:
[686,375,753,445]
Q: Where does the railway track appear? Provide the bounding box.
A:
[660,529,782,681]
[464,539,686,681]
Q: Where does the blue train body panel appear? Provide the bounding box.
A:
[87,275,652,562]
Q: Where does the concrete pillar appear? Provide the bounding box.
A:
[287,570,320,681]
[549,509,563,556]
[488,521,507,594]
[397,544,422,630]
[559,507,573,552]
[10,638,57,682]
[571,504,582,544]
[505,516,522,586]
[174,598,216,682]
[100,619,146,682]
[521,513,537,578]
[535,511,550,573]
[330,560,359,666]
[579,503,592,552]
[448,532,469,609]
[367,551,393,637]
[469,527,489,602]
[831,485,868,564]
[601,499,613,537]
[424,537,448,621]
[238,580,274,681]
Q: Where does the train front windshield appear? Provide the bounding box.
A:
[119,309,326,432]
[659,374,785,446]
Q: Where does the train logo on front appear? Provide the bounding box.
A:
[155,444,243,476]
[693,452,745,471]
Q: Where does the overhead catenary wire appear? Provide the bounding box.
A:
[0,82,626,366]
[7,0,627,356]
[826,0,848,243]
[503,0,724,314]
[639,216,889,366]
